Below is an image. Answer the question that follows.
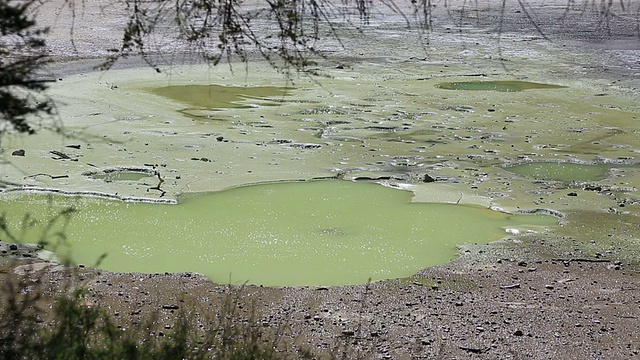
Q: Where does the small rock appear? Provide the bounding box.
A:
[500,283,521,290]
[423,174,436,183]
[11,149,25,156]
[514,330,524,336]
[567,192,578,197]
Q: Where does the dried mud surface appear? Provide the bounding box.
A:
[2,1,640,358]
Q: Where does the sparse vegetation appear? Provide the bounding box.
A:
[0,265,317,359]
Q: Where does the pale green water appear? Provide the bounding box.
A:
[504,162,618,182]
[150,84,291,120]
[0,181,555,286]
[435,80,566,92]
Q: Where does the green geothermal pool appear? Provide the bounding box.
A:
[0,181,555,286]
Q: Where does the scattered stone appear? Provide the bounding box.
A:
[66,144,82,149]
[288,143,322,149]
[567,192,578,196]
[270,139,292,144]
[459,345,488,354]
[161,304,179,310]
[514,330,524,336]
[342,330,355,336]
[50,150,73,160]
[423,174,436,183]
[500,283,521,290]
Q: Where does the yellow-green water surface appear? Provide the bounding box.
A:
[151,84,290,120]
[0,181,555,286]
[435,80,566,92]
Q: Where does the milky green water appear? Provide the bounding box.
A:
[0,181,555,286]
[435,80,566,92]
[151,84,290,120]
[504,162,618,182]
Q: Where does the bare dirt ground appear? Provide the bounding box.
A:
[2,0,640,358]
[3,238,639,359]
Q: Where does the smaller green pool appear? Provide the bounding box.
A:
[504,162,617,182]
[150,84,291,120]
[435,80,566,92]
